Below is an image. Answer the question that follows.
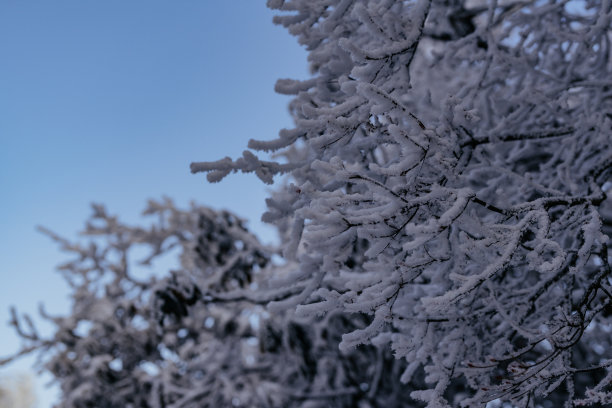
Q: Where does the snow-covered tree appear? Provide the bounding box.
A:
[4,0,612,407]
[3,200,418,407]
[193,0,612,406]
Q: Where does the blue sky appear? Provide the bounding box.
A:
[0,2,307,406]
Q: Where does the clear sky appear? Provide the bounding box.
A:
[0,1,308,406]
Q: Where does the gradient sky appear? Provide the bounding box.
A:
[0,2,308,406]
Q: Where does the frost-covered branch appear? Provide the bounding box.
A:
[191,0,612,405]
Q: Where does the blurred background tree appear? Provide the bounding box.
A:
[0,372,36,408]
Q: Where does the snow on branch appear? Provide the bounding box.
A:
[188,0,612,405]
